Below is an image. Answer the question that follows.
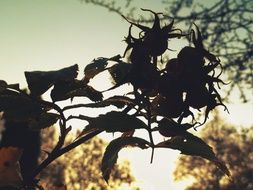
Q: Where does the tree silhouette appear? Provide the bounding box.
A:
[82,0,253,101]
[174,114,253,190]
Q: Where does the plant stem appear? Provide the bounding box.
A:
[40,100,67,152]
[147,102,155,164]
[31,130,103,179]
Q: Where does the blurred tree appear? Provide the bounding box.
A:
[39,128,140,190]
[173,114,253,190]
[81,0,253,102]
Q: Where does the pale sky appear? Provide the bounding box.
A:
[0,1,252,190]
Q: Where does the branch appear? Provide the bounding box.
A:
[31,129,103,179]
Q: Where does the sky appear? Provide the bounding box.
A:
[0,1,253,190]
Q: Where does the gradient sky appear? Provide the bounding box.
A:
[0,1,253,190]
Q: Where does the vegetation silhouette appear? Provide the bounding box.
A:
[0,8,231,190]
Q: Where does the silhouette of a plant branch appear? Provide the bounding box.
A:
[0,8,233,190]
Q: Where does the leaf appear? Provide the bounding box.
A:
[0,80,20,93]
[25,64,78,96]
[0,80,8,92]
[86,111,147,132]
[83,58,108,81]
[158,118,194,137]
[29,112,60,129]
[108,61,132,85]
[76,96,135,109]
[101,137,150,182]
[156,133,230,176]
[83,55,121,82]
[82,85,103,102]
[51,80,103,102]
[0,147,23,187]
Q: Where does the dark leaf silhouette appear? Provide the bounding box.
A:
[85,111,147,132]
[0,81,20,93]
[51,80,103,102]
[29,112,60,129]
[83,55,121,82]
[108,62,132,86]
[74,96,135,109]
[156,133,230,176]
[25,64,78,96]
[101,137,149,182]
[158,118,194,137]
[0,80,8,92]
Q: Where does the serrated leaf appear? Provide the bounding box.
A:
[83,58,108,82]
[25,64,78,96]
[29,112,60,129]
[86,111,147,132]
[51,80,103,102]
[76,96,135,109]
[156,133,230,176]
[108,62,132,85]
[84,55,121,82]
[84,55,122,83]
[101,137,150,182]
